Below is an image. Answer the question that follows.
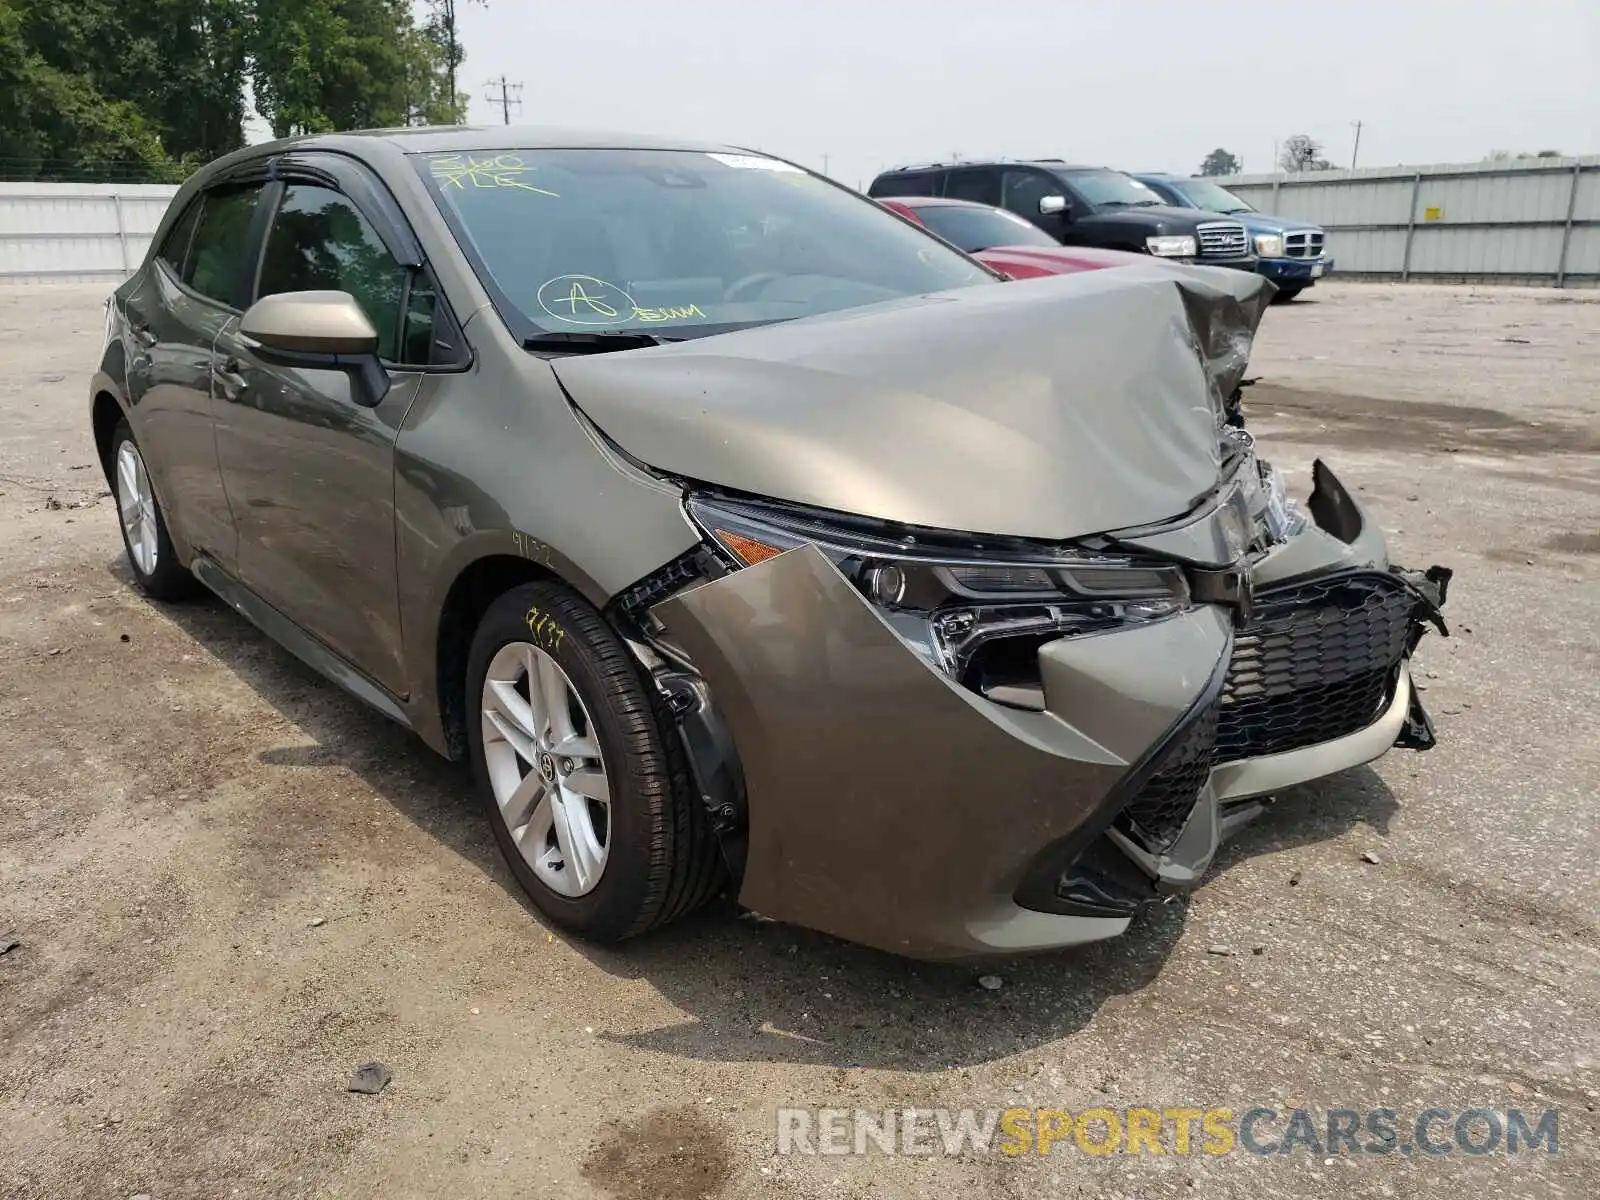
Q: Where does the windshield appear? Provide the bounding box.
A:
[1172,179,1254,214]
[914,204,1059,252]
[1059,170,1163,209]
[416,148,991,339]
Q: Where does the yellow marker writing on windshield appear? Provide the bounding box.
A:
[633,304,706,322]
[429,153,559,197]
[558,281,619,318]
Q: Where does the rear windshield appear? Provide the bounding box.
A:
[415,148,991,338]
[914,204,1059,253]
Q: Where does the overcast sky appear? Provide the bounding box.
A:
[454,0,1597,187]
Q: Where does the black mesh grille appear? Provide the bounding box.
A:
[1117,697,1220,854]
[1216,571,1414,763]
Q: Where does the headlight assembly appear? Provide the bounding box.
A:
[685,494,1191,691]
[1146,235,1197,258]
[1253,233,1285,258]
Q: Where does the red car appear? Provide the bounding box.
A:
[878,196,1150,278]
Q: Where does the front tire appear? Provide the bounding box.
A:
[1274,284,1305,303]
[111,419,198,600]
[466,581,724,941]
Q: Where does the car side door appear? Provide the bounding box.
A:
[1000,168,1088,245]
[210,161,453,698]
[119,178,271,572]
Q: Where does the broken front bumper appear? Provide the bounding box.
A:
[654,543,1235,960]
[650,462,1449,961]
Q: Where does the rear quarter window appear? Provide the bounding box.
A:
[155,197,202,276]
[870,172,940,198]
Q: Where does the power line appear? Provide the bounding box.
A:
[483,77,523,126]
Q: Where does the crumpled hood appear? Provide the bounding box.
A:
[553,265,1273,541]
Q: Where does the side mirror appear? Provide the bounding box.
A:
[1039,194,1070,220]
[240,290,391,407]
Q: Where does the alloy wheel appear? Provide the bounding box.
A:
[116,440,159,576]
[481,641,612,897]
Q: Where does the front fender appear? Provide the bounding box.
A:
[391,351,701,757]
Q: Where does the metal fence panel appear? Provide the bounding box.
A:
[1567,226,1600,278]
[1218,157,1599,286]
[1317,228,1410,274]
[0,183,179,282]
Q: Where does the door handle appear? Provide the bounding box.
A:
[212,355,248,397]
[127,312,156,349]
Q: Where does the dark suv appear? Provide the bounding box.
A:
[869,160,1257,271]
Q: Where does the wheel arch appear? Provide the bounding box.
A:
[433,553,575,761]
[90,366,129,488]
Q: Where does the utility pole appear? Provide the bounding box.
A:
[483,76,523,126]
[821,153,831,177]
[1350,120,1364,170]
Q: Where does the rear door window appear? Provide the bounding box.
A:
[184,186,266,309]
[945,168,1001,205]
[872,171,939,198]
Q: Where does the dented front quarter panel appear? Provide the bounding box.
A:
[652,544,1231,959]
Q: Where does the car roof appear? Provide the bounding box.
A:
[192,125,767,181]
[368,125,742,155]
[880,159,1102,175]
[1133,172,1183,181]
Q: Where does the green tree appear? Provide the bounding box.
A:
[0,0,178,180]
[401,22,463,126]
[250,0,403,136]
[0,0,470,180]
[1198,148,1242,177]
[122,0,250,163]
[251,0,465,137]
[421,0,478,123]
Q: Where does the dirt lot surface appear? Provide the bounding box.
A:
[2,282,1597,1200]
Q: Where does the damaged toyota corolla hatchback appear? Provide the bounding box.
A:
[90,128,1451,960]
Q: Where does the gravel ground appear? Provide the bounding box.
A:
[1,281,1596,1200]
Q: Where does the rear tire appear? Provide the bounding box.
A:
[466,580,725,941]
[110,419,199,601]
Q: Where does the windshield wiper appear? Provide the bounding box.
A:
[522,330,680,354]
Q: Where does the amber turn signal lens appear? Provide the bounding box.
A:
[715,528,785,566]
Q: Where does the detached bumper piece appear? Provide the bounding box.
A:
[1217,566,1451,765]
[1017,645,1232,920]
[1116,697,1221,854]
